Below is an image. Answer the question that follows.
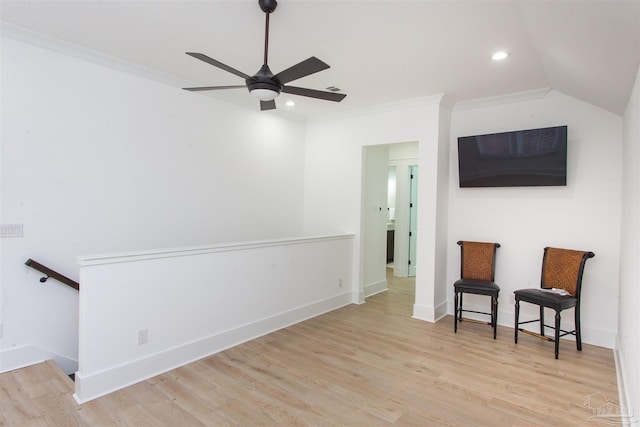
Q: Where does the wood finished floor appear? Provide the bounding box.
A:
[1,271,618,426]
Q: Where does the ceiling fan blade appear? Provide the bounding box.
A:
[183,85,246,92]
[273,57,330,84]
[260,100,277,111]
[282,86,346,102]
[186,52,251,80]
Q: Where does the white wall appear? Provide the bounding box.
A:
[2,25,633,408]
[448,89,623,348]
[303,97,449,318]
[361,145,389,296]
[75,235,353,402]
[0,36,306,371]
[433,107,452,309]
[387,166,397,216]
[619,65,640,422]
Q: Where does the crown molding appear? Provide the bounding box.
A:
[309,94,445,124]
[1,21,197,90]
[452,88,551,111]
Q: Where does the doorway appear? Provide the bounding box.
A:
[361,142,418,301]
[387,163,418,278]
[408,166,418,277]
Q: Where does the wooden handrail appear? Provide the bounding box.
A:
[25,258,79,291]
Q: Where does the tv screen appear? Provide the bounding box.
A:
[457,125,567,188]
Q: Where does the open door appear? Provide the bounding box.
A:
[408,166,418,277]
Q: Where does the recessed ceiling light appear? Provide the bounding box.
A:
[285,100,295,107]
[492,51,509,61]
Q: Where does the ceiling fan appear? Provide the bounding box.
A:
[183,0,346,111]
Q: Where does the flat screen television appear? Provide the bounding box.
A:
[457,125,567,188]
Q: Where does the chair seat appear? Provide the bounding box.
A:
[514,288,577,311]
[454,279,500,296]
[514,248,594,358]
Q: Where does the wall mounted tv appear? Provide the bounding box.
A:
[457,125,567,188]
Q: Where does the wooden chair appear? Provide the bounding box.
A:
[453,241,501,339]
[514,247,595,359]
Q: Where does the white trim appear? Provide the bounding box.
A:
[74,292,351,403]
[452,88,551,111]
[501,308,615,349]
[433,300,448,322]
[0,345,77,375]
[0,21,191,90]
[309,94,445,124]
[441,298,617,348]
[364,279,388,298]
[77,234,355,266]
[614,335,637,427]
[412,303,436,322]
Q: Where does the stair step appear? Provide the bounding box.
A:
[0,360,77,425]
[45,359,75,389]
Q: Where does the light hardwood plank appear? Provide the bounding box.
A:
[0,270,618,426]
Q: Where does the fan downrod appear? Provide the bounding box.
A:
[183,0,346,111]
[259,0,277,14]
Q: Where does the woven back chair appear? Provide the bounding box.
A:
[453,241,501,339]
[461,241,497,281]
[514,247,595,359]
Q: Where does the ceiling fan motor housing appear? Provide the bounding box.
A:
[183,0,345,110]
[259,0,278,14]
[246,64,282,94]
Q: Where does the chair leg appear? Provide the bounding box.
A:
[492,296,498,339]
[540,306,545,337]
[575,304,582,351]
[459,293,464,322]
[554,311,561,359]
[514,300,519,344]
[454,292,459,333]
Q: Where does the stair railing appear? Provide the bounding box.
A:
[25,258,80,291]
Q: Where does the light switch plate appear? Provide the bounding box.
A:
[1,224,23,238]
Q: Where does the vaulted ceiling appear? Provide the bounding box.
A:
[1,0,638,121]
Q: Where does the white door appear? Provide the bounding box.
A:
[408,166,418,277]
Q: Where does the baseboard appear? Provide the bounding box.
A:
[412,303,435,322]
[73,291,352,403]
[442,298,616,349]
[0,345,78,375]
[412,300,458,323]
[433,300,448,321]
[353,289,365,304]
[614,335,638,426]
[363,279,387,298]
[497,307,616,349]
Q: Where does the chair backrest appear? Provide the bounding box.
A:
[540,247,595,297]
[458,241,500,282]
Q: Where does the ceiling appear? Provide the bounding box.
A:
[1,0,638,121]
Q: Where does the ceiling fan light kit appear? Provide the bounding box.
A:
[251,88,279,101]
[183,0,346,111]
[247,64,281,100]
